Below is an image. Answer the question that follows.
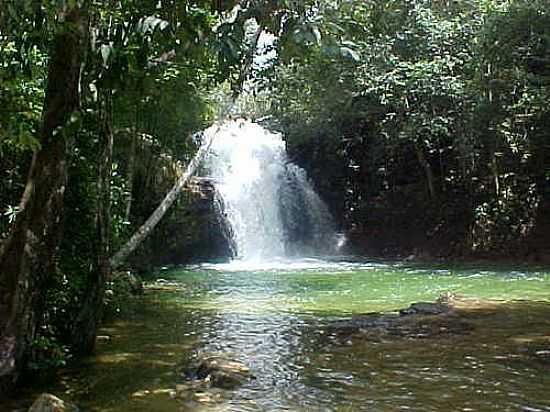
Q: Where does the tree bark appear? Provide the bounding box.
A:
[0,3,87,395]
[233,26,263,98]
[110,126,217,269]
[124,123,137,223]
[415,144,436,200]
[70,89,113,355]
[491,152,500,197]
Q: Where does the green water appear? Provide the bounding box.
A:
[17,259,550,411]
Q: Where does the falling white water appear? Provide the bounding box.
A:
[204,119,338,261]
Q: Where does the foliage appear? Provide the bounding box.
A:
[258,0,550,256]
[102,272,143,319]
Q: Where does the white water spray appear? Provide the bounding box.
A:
[204,120,338,261]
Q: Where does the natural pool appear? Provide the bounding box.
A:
[16,259,550,411]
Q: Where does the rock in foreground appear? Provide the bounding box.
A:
[28,394,79,412]
[182,354,253,391]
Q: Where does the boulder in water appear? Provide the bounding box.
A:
[183,354,253,390]
[28,394,79,412]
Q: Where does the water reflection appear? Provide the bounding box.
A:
[8,259,550,411]
[188,266,332,410]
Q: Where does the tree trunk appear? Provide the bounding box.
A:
[233,26,263,98]
[491,152,500,197]
[124,126,137,223]
[415,145,436,200]
[70,90,113,355]
[0,3,87,395]
[110,126,217,269]
[110,25,264,269]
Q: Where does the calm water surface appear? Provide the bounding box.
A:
[20,259,550,411]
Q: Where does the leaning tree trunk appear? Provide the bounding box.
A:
[110,27,264,269]
[0,3,87,395]
[110,128,216,269]
[70,89,113,355]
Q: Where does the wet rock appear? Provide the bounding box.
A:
[324,300,470,343]
[174,355,252,407]
[385,317,473,339]
[28,394,79,412]
[196,356,252,389]
[532,349,550,367]
[182,354,253,390]
[399,302,451,316]
[208,369,246,389]
[328,302,452,334]
[96,335,111,343]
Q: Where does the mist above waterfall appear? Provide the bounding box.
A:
[204,120,338,261]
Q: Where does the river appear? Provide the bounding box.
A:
[21,258,550,411]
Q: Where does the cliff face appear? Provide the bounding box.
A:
[286,129,550,263]
[130,177,235,270]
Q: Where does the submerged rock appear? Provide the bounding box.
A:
[329,313,398,331]
[174,354,253,408]
[325,300,470,343]
[28,394,79,412]
[180,354,253,391]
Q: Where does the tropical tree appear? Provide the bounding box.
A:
[0,0,88,392]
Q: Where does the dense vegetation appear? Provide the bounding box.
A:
[0,0,321,394]
[0,0,548,398]
[258,0,550,260]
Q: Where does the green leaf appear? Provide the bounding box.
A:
[100,44,113,68]
[137,16,169,34]
[311,26,322,44]
[340,46,360,62]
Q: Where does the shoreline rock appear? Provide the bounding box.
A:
[28,394,78,412]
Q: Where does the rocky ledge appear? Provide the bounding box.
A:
[325,300,473,342]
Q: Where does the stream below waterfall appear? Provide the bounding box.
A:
[14,259,550,412]
[9,122,550,411]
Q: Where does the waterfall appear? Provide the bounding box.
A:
[204,119,338,261]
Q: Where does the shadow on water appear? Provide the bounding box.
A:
[5,259,550,411]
